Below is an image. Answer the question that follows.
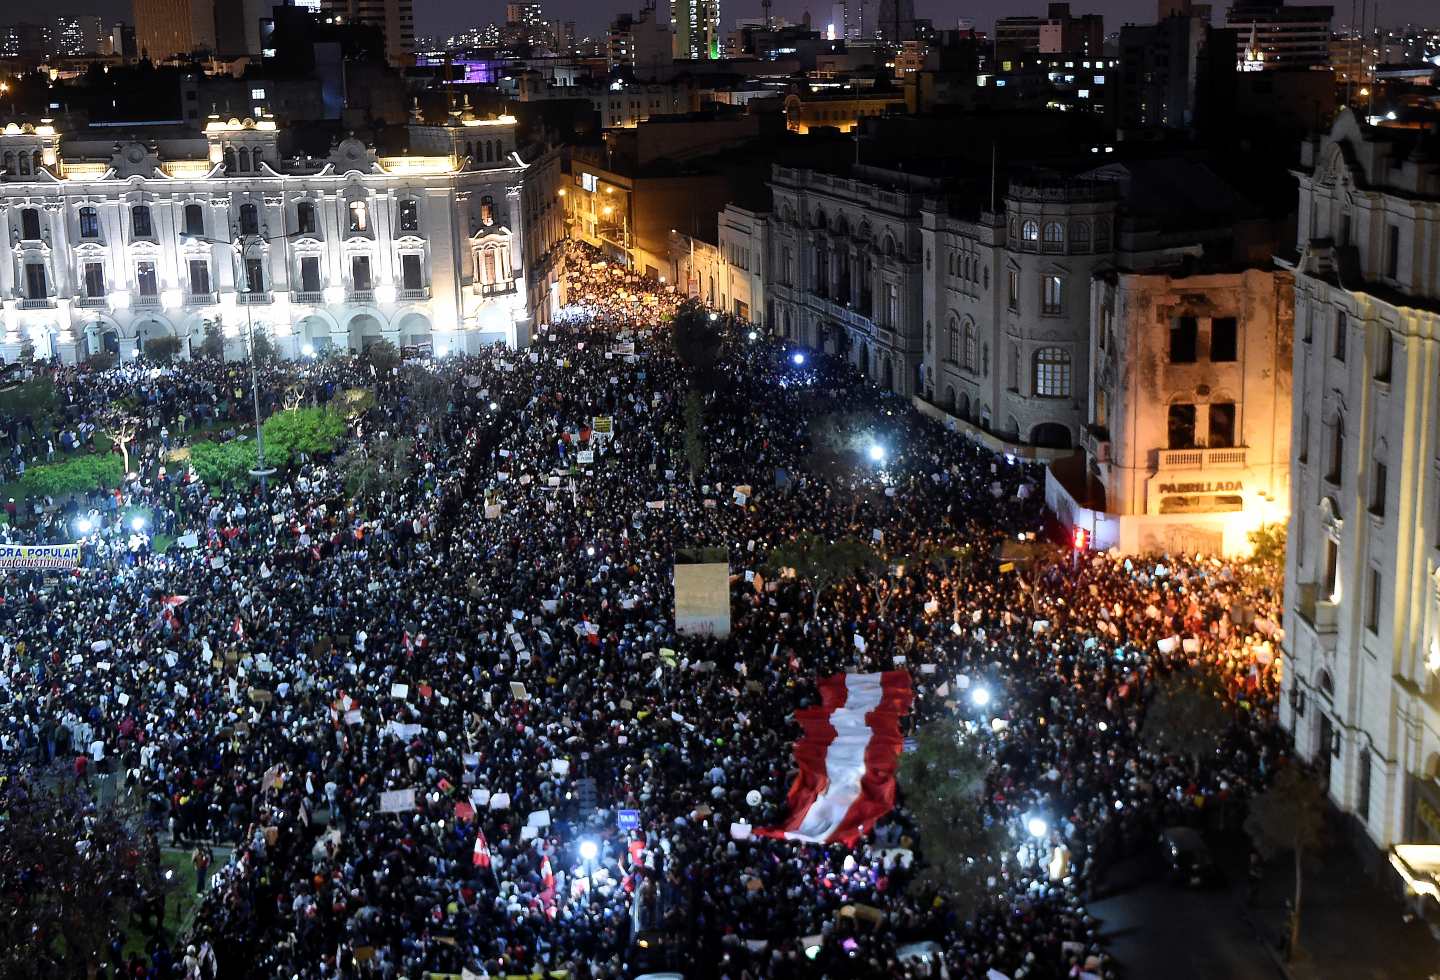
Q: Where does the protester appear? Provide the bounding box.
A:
[0,239,1283,980]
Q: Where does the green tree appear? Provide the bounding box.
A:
[142,336,183,363]
[365,339,400,375]
[17,454,125,498]
[404,366,452,445]
[1140,669,1234,776]
[248,326,277,367]
[262,407,346,466]
[199,319,225,360]
[0,376,59,438]
[189,439,260,489]
[1248,523,1287,590]
[671,298,724,386]
[0,779,166,979]
[85,351,117,371]
[897,727,1009,920]
[1245,764,1327,961]
[683,390,707,483]
[339,435,416,501]
[767,530,883,617]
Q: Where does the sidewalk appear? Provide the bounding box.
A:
[1242,835,1440,980]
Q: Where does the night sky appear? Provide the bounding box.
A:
[4,0,1428,43]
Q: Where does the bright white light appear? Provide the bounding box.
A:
[489,401,499,411]
[322,285,345,305]
[709,312,719,321]
[748,331,758,341]
[586,546,595,557]
[791,352,805,365]
[1098,721,1108,732]
[1027,816,1048,839]
[579,840,598,861]
[130,516,145,531]
[302,343,316,357]
[970,687,991,708]
[76,518,93,534]
[868,445,885,463]
[1113,799,1124,811]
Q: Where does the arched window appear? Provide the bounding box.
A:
[131,205,153,238]
[1327,414,1345,483]
[836,214,849,236]
[1022,220,1039,244]
[1033,347,1072,398]
[881,234,895,257]
[1070,220,1091,250]
[296,200,316,235]
[1094,218,1111,250]
[239,203,260,236]
[78,206,100,239]
[183,203,204,236]
[224,147,237,171]
[32,150,42,173]
[947,318,962,364]
[963,320,978,373]
[19,207,41,240]
[238,147,251,171]
[1042,221,1064,248]
[483,141,493,163]
[814,207,826,229]
[492,139,502,161]
[18,152,31,175]
[1,150,13,173]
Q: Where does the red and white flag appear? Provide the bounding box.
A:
[757,671,913,847]
[473,830,492,869]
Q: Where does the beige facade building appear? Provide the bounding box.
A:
[1279,110,1440,884]
[1053,267,1293,556]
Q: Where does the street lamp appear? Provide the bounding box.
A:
[185,229,301,504]
[867,444,885,463]
[970,686,991,708]
[579,839,598,905]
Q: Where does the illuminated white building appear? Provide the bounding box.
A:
[1280,110,1440,865]
[0,113,536,364]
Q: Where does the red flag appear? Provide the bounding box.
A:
[473,830,492,868]
[539,855,556,905]
[232,616,245,640]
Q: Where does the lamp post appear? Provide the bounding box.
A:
[186,229,299,504]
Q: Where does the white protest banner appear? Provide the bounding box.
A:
[390,683,409,699]
[577,450,595,465]
[674,558,731,637]
[510,681,530,701]
[552,758,571,776]
[526,808,552,829]
[489,792,511,810]
[730,822,753,840]
[471,788,491,808]
[0,543,81,569]
[378,788,416,813]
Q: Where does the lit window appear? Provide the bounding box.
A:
[1033,347,1072,398]
[250,87,265,99]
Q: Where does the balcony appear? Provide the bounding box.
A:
[292,290,325,305]
[133,295,161,309]
[348,290,375,305]
[1157,447,1248,470]
[237,292,272,306]
[479,280,516,297]
[75,295,108,309]
[1295,582,1339,634]
[18,297,55,310]
[186,292,218,307]
[399,286,431,301]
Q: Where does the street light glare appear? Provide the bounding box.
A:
[579,840,598,861]
[791,352,805,365]
[748,331,758,341]
[130,516,145,531]
[1027,816,1049,839]
[970,686,991,708]
[868,445,885,463]
[302,343,315,357]
[76,518,93,534]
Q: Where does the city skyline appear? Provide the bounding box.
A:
[2,0,1436,42]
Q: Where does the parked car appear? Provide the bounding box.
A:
[1162,826,1219,886]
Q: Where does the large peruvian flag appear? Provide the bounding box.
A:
[757,671,913,847]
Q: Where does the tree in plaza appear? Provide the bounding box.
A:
[262,407,346,467]
[682,390,707,483]
[339,435,416,502]
[766,530,883,617]
[247,326,277,367]
[404,365,452,446]
[1246,523,1288,592]
[897,727,1009,920]
[364,339,400,376]
[189,439,261,490]
[102,401,142,475]
[1245,763,1327,961]
[1140,669,1234,776]
[142,336,183,364]
[199,318,226,360]
[0,374,59,439]
[671,298,724,387]
[18,453,125,498]
[0,779,165,979]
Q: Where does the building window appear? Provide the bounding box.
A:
[1208,402,1236,448]
[1042,274,1063,315]
[1339,212,1351,247]
[399,199,419,233]
[1323,537,1339,600]
[131,205,153,238]
[78,206,100,239]
[239,203,260,236]
[1386,224,1399,280]
[183,203,204,237]
[1357,750,1371,825]
[24,263,47,299]
[1168,403,1196,449]
[401,253,423,290]
[349,199,369,233]
[1298,412,1309,464]
[1008,345,1019,391]
[296,201,317,235]
[1333,310,1347,362]
[1021,220,1039,246]
[1007,269,1019,312]
[1374,328,1392,382]
[885,282,898,327]
[1170,316,1198,363]
[20,208,42,241]
[83,262,105,298]
[1033,347,1072,398]
[299,256,321,293]
[964,321,977,372]
[1366,567,1382,633]
[136,261,158,297]
[1370,460,1387,517]
[1210,317,1237,362]
[1093,218,1111,250]
[1070,220,1090,251]
[244,257,264,293]
[946,319,962,364]
[351,255,372,291]
[1327,417,1344,484]
[187,259,210,295]
[1042,221,1063,250]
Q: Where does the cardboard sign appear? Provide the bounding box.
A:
[577,450,595,465]
[378,788,416,813]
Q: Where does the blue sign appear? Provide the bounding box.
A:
[617,809,640,831]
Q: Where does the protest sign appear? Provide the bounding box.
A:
[378,788,415,813]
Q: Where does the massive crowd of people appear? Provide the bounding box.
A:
[0,240,1283,980]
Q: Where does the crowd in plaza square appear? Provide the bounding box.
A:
[0,241,1285,980]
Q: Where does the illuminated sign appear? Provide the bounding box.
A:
[580,173,598,192]
[1157,481,1243,494]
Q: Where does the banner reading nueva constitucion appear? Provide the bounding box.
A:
[0,543,82,569]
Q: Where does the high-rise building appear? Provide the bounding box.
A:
[1225,0,1333,69]
[1280,109,1440,870]
[671,0,719,59]
[874,0,916,42]
[51,16,107,56]
[1118,14,1213,130]
[0,23,49,61]
[214,0,269,57]
[321,0,415,66]
[111,22,138,58]
[133,0,216,59]
[1038,3,1103,56]
[506,2,545,27]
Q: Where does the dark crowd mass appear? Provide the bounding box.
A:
[0,239,1284,980]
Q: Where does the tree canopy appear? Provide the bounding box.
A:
[671,299,725,386]
[1140,669,1234,772]
[17,453,125,498]
[767,531,883,616]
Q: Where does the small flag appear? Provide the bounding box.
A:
[473,830,492,869]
